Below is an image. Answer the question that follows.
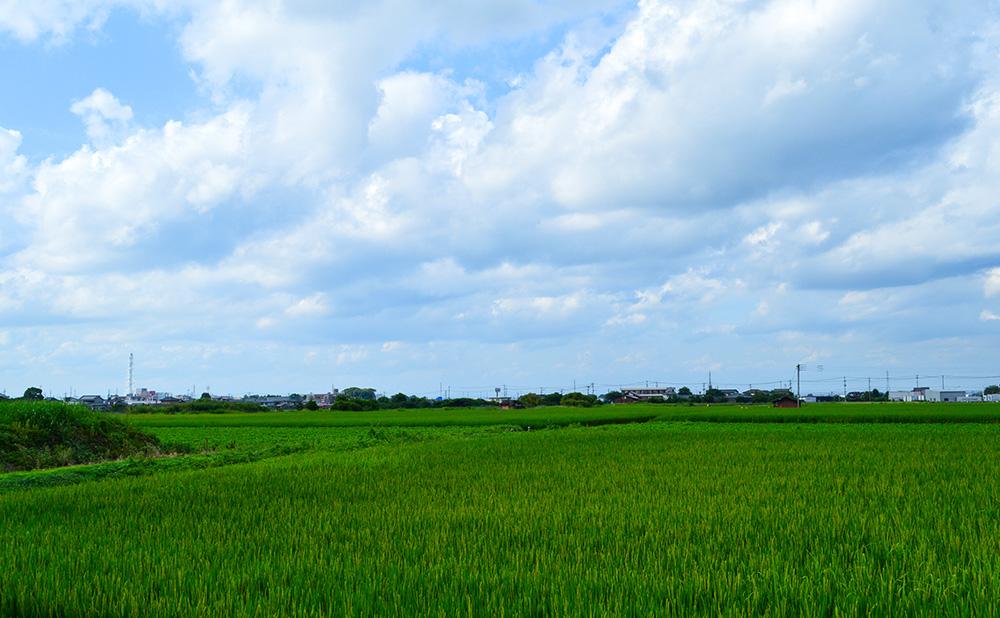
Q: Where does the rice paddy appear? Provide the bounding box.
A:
[2,404,999,616]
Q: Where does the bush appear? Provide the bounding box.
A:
[0,400,165,472]
[153,400,267,414]
[561,392,598,407]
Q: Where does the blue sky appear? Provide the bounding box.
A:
[1,0,999,398]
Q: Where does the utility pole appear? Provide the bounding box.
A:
[941,375,945,389]
[843,377,847,399]
[886,371,890,394]
[128,352,134,397]
[796,364,801,408]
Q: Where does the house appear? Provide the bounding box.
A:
[718,389,741,402]
[985,394,1000,403]
[78,395,109,411]
[621,387,676,402]
[773,395,799,408]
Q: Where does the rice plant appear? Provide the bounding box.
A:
[1,422,998,616]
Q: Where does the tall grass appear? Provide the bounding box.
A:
[0,400,163,471]
[1,423,998,615]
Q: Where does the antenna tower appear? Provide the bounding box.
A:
[128,353,134,396]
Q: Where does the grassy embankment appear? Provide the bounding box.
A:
[0,400,165,472]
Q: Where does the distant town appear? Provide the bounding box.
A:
[4,382,999,412]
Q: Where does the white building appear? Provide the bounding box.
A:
[622,387,676,401]
[889,387,966,402]
[985,394,1000,403]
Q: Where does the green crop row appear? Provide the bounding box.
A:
[2,422,999,616]
[124,401,1000,429]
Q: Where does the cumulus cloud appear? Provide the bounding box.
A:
[0,127,28,193]
[14,106,251,273]
[70,88,134,144]
[465,0,988,212]
[0,0,114,43]
[1,0,1000,393]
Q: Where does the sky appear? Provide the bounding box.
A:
[1,0,999,398]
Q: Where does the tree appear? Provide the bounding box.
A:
[601,391,623,403]
[22,387,43,400]
[703,388,725,403]
[518,393,542,408]
[541,392,563,406]
[200,392,212,400]
[561,392,597,407]
[985,385,1000,395]
[342,387,376,401]
[303,400,319,410]
[678,386,692,396]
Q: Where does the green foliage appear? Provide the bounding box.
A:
[678,386,692,396]
[985,385,1000,395]
[150,400,267,415]
[21,387,43,401]
[518,393,542,408]
[0,400,163,471]
[540,392,563,406]
[303,400,319,411]
[342,387,376,401]
[560,392,598,407]
[1,422,999,615]
[199,392,212,400]
[601,390,623,402]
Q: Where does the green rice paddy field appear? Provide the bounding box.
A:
[2,403,1000,616]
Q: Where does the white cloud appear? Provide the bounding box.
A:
[0,127,28,193]
[14,107,251,272]
[466,0,987,213]
[381,340,404,353]
[285,294,330,318]
[0,0,114,43]
[981,310,1000,322]
[986,269,1000,298]
[70,88,134,144]
[491,293,585,319]
[763,77,808,106]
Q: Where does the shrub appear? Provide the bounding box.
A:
[0,400,164,472]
